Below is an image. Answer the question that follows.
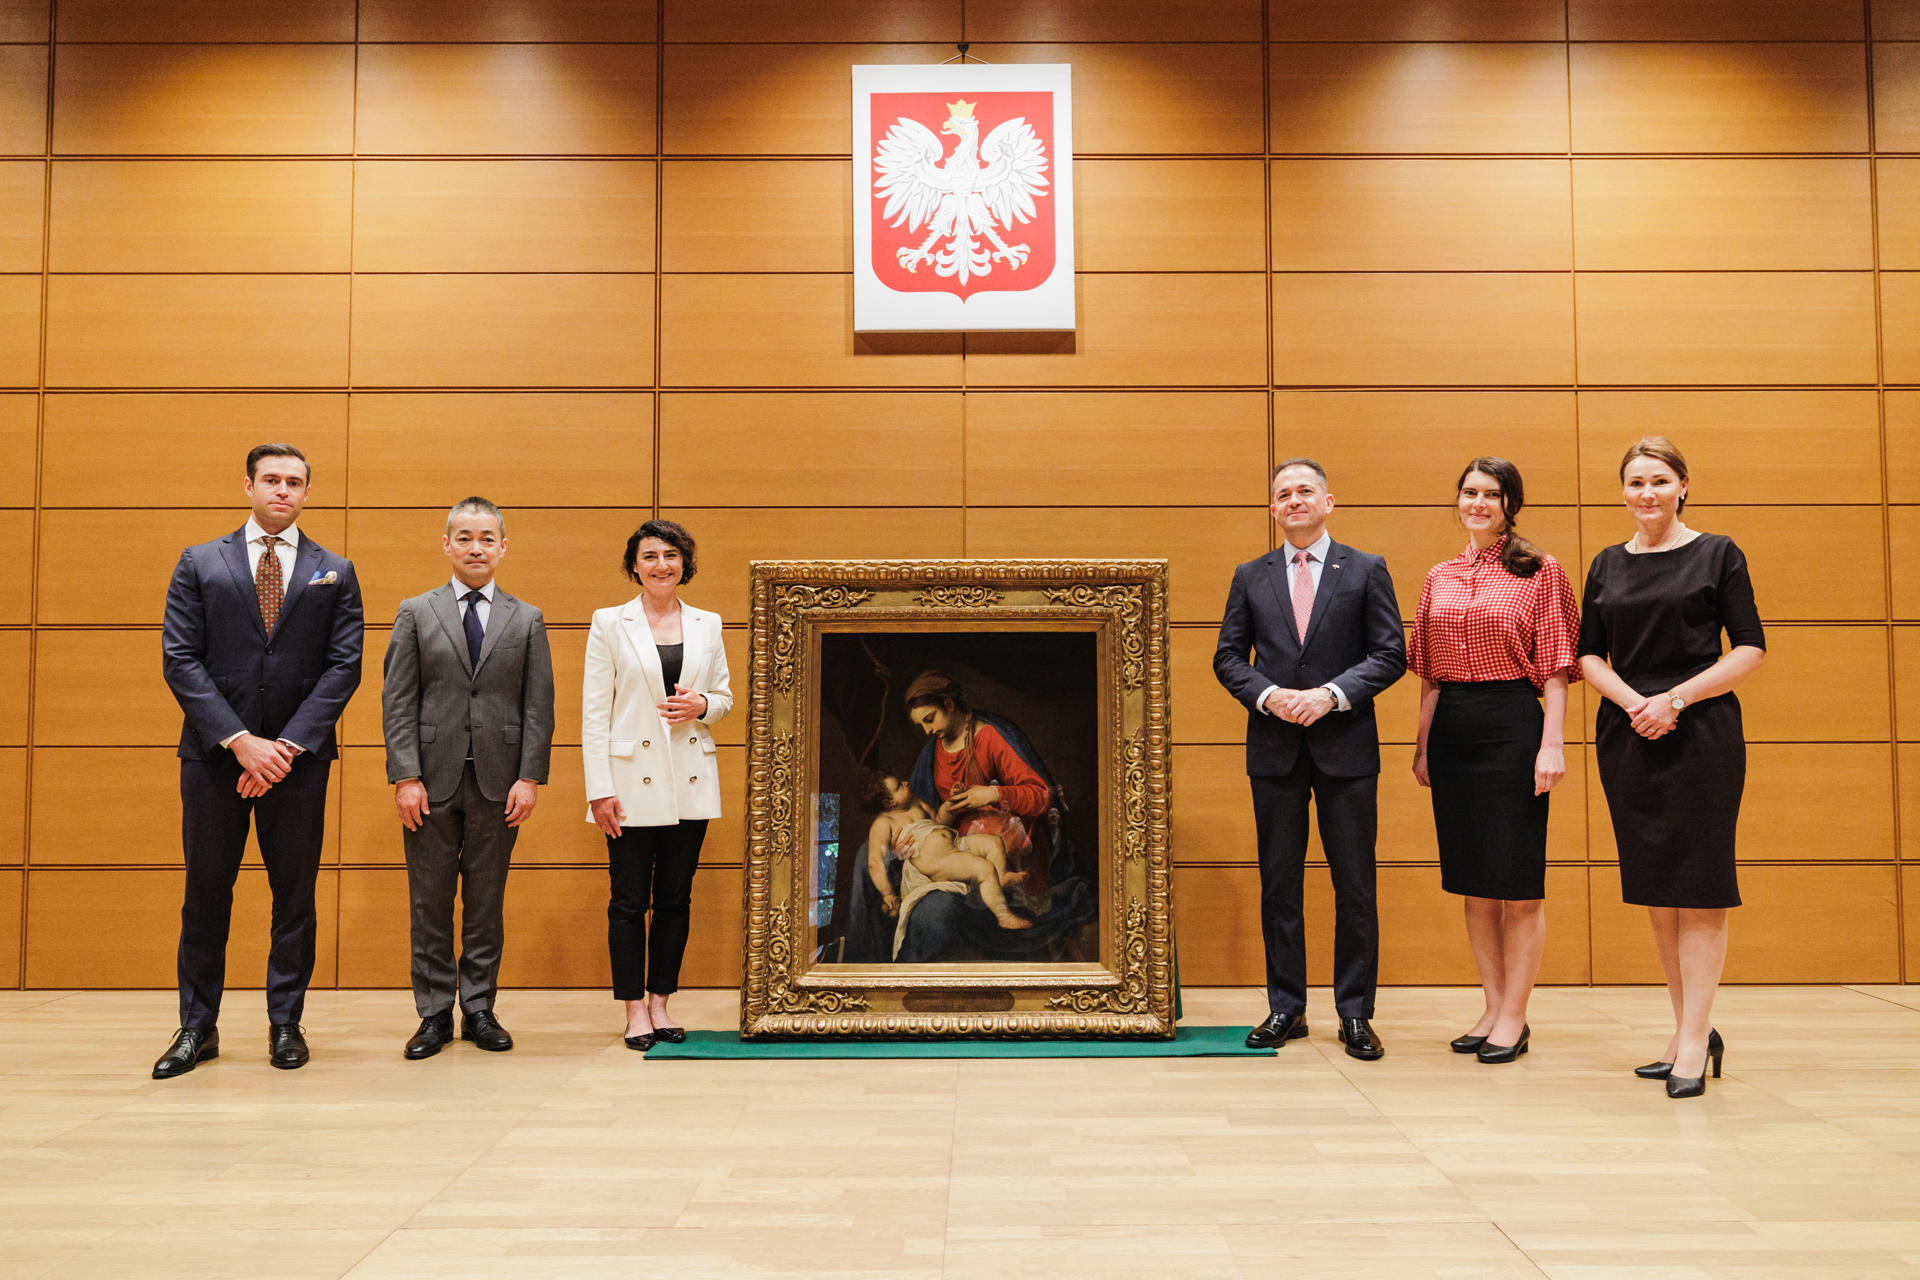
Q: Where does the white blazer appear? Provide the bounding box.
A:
[581,596,732,828]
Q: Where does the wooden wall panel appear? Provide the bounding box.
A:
[0,747,23,864]
[48,160,351,273]
[1335,505,1583,623]
[0,1,46,41]
[32,629,189,746]
[1273,160,1572,272]
[1271,274,1576,388]
[1079,160,1266,273]
[1575,505,1886,622]
[1883,394,1919,504]
[1885,273,1920,385]
[1270,44,1570,155]
[52,45,355,155]
[659,393,963,507]
[1903,750,1920,864]
[962,0,1258,42]
[967,392,1267,507]
[347,393,652,509]
[44,275,351,389]
[1882,160,1920,270]
[1572,159,1874,271]
[663,44,950,155]
[666,1,951,42]
[963,44,1266,156]
[0,395,33,510]
[40,394,347,507]
[496,865,743,987]
[0,870,18,987]
[1269,0,1565,41]
[1170,744,1256,865]
[1576,391,1883,506]
[353,161,655,273]
[55,1,356,42]
[1893,506,1920,620]
[1589,865,1898,984]
[351,275,654,389]
[653,507,966,622]
[0,510,31,625]
[1273,392,1578,507]
[1569,0,1864,40]
[333,866,410,988]
[660,160,847,272]
[0,629,26,744]
[348,507,639,626]
[361,0,658,42]
[0,162,44,273]
[659,275,962,388]
[1569,44,1870,154]
[1875,43,1920,152]
[0,274,41,388]
[1896,628,1920,741]
[1170,627,1243,746]
[0,47,49,156]
[1878,3,1920,41]
[1574,273,1879,386]
[355,45,658,156]
[24,866,340,988]
[1907,865,1920,982]
[1740,626,1890,742]
[31,745,342,866]
[964,507,1270,625]
[37,507,346,625]
[964,275,1268,388]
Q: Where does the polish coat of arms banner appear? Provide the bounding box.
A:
[852,63,1076,332]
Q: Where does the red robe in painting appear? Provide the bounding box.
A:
[931,722,1053,901]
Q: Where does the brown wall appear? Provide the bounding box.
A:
[3,0,1917,991]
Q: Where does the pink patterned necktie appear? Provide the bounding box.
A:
[1292,548,1314,639]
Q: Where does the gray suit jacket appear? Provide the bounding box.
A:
[382,583,555,804]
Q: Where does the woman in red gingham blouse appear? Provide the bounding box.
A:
[1409,457,1579,1065]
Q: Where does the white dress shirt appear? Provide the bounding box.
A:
[1258,531,1351,716]
[453,577,496,633]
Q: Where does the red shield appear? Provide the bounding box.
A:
[868,90,1057,300]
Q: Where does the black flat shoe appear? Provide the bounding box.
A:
[1450,1032,1489,1054]
[1476,1024,1530,1064]
[152,1026,218,1079]
[461,1009,514,1053]
[269,1022,309,1070]
[1245,1011,1308,1049]
[404,1012,454,1060]
[1634,1028,1722,1081]
[1338,1017,1385,1061]
[652,1026,687,1044]
[623,1030,656,1051]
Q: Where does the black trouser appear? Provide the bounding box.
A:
[1250,756,1380,1019]
[404,761,517,1018]
[177,754,332,1031]
[606,819,707,999]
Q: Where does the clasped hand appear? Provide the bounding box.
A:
[1262,687,1334,726]
[232,732,295,797]
[657,683,708,725]
[1622,695,1680,740]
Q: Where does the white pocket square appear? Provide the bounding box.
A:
[308,570,338,586]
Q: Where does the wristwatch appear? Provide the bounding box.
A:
[1668,692,1687,713]
[1321,685,1340,709]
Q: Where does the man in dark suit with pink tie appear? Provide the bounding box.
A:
[1214,458,1407,1059]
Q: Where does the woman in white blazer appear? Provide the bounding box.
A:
[582,520,732,1051]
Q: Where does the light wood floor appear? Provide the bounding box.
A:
[5,985,1920,1279]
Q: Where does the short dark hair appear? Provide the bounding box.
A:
[246,443,309,482]
[622,519,697,585]
[857,771,900,815]
[1272,457,1328,488]
[446,496,504,535]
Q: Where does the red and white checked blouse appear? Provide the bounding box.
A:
[1409,536,1581,690]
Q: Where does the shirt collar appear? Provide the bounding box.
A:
[451,578,496,602]
[1284,531,1332,564]
[1464,534,1509,563]
[244,517,300,551]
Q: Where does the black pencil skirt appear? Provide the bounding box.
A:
[1428,679,1548,901]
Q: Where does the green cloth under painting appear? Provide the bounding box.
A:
[645,1024,1268,1060]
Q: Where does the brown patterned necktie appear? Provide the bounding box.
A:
[256,535,284,633]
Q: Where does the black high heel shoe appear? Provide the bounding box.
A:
[1634,1028,1722,1080]
[1450,1032,1489,1054]
[1476,1024,1529,1064]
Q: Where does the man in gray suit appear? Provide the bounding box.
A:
[382,497,554,1059]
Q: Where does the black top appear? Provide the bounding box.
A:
[1577,534,1766,690]
[657,642,684,692]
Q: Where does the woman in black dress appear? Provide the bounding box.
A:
[1578,438,1766,1098]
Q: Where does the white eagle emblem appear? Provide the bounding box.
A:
[872,99,1050,286]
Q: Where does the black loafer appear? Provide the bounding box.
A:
[1245,1011,1308,1049]
[152,1026,218,1079]
[1338,1017,1385,1060]
[623,1032,657,1052]
[461,1009,514,1053]
[652,1026,687,1044]
[269,1022,309,1070]
[404,1012,454,1060]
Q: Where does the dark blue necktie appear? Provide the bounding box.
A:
[463,589,485,669]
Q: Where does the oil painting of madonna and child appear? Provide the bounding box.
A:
[810,630,1101,966]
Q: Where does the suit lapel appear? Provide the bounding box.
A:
[677,609,710,693]
[1300,541,1350,652]
[218,529,267,641]
[475,591,515,674]
[426,584,472,677]
[273,536,321,634]
[1261,550,1302,649]
[620,598,666,703]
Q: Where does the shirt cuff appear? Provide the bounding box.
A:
[219,730,245,749]
[1324,683,1351,712]
[1255,684,1280,715]
[277,738,305,755]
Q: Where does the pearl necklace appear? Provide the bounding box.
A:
[1628,523,1691,554]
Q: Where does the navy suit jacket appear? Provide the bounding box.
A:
[1213,538,1407,778]
[162,526,364,763]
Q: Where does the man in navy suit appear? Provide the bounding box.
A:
[1215,458,1406,1058]
[154,443,363,1078]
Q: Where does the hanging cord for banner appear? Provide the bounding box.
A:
[940,42,990,64]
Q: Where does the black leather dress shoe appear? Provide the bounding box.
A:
[1338,1017,1385,1060]
[461,1009,513,1052]
[1450,1032,1489,1054]
[152,1026,218,1079]
[1476,1023,1530,1064]
[404,1012,454,1060]
[1245,1011,1308,1049]
[269,1022,309,1070]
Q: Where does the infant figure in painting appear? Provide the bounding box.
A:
[859,772,1032,930]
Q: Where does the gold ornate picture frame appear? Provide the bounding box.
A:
[741,560,1175,1039]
